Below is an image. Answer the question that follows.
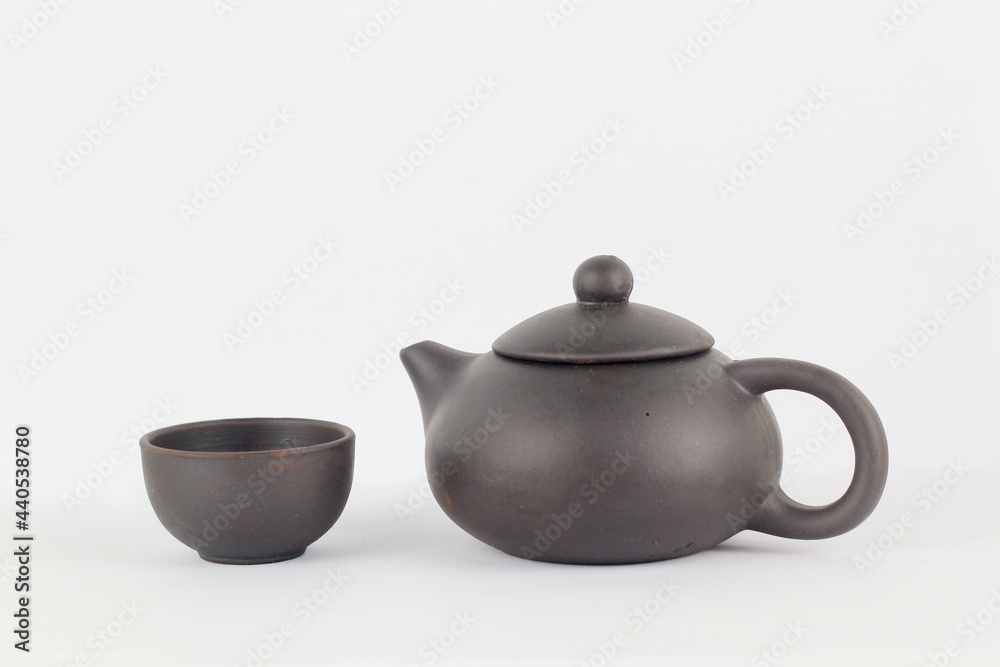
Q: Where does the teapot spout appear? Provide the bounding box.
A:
[400,341,479,429]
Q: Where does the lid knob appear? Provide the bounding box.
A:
[573,255,633,304]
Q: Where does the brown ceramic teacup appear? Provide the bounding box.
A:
[140,418,354,564]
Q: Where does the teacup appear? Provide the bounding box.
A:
[140,418,354,564]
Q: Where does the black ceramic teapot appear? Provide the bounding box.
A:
[401,256,888,564]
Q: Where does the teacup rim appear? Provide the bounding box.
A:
[139,417,355,458]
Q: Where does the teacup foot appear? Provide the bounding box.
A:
[199,550,306,565]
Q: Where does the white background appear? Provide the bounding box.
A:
[2,1,999,665]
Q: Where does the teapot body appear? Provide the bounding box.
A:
[421,348,780,564]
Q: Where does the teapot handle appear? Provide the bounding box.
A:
[725,358,889,539]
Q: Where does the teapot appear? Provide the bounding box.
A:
[400,255,888,564]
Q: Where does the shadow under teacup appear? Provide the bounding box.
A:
[140,418,354,564]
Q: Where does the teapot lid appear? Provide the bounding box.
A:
[492,255,715,364]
